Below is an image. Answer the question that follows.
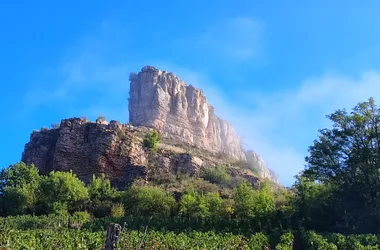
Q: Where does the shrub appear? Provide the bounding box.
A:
[182,178,219,194]
[143,130,160,151]
[110,203,125,218]
[275,231,294,250]
[248,232,270,250]
[96,115,106,124]
[51,202,69,216]
[124,185,176,218]
[302,231,337,250]
[200,165,231,186]
[72,211,91,224]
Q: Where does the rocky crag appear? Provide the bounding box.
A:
[129,66,245,160]
[22,66,279,187]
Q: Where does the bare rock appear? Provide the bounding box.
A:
[22,118,147,188]
[245,150,279,183]
[129,66,246,161]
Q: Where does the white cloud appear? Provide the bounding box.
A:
[23,22,132,121]
[177,17,263,61]
[234,71,380,186]
[154,65,380,186]
[22,19,380,186]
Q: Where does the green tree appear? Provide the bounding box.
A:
[234,182,256,220]
[0,162,41,215]
[124,185,176,218]
[204,192,225,227]
[200,165,231,186]
[234,181,275,230]
[302,97,380,233]
[143,130,160,151]
[88,174,118,202]
[179,190,209,222]
[291,176,335,231]
[87,174,120,217]
[39,171,89,214]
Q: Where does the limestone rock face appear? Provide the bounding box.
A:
[22,118,221,188]
[22,66,279,187]
[129,66,246,160]
[245,150,279,183]
[22,118,148,188]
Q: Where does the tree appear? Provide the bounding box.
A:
[234,182,256,220]
[179,190,209,222]
[124,185,176,218]
[200,165,231,186]
[0,162,41,215]
[87,174,121,217]
[39,171,89,214]
[143,130,160,152]
[234,181,275,231]
[302,97,380,233]
[88,174,118,202]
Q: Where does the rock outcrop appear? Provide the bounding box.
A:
[22,118,147,187]
[129,66,246,160]
[246,150,278,184]
[22,66,279,186]
[22,118,262,188]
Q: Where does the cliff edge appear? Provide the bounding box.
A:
[22,66,279,187]
[129,66,246,161]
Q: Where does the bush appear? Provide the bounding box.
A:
[325,233,380,250]
[110,203,125,218]
[143,130,160,151]
[124,185,176,218]
[200,165,231,186]
[302,231,337,250]
[51,202,69,216]
[275,231,294,250]
[248,232,270,250]
[96,115,106,124]
[72,211,91,225]
[182,178,220,194]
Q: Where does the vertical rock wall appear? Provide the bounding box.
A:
[129,66,246,160]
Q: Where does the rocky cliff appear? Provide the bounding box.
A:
[22,65,279,186]
[129,66,246,160]
[246,150,278,183]
[22,118,263,188]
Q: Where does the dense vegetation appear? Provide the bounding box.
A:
[2,98,380,249]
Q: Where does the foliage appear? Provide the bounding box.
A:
[302,231,338,250]
[179,190,209,222]
[96,115,106,123]
[247,232,270,250]
[234,181,275,231]
[6,98,380,247]
[275,231,294,250]
[110,203,125,218]
[88,174,118,202]
[301,97,380,233]
[124,185,176,218]
[0,162,40,215]
[143,130,160,151]
[200,165,231,186]
[182,177,220,194]
[0,228,272,250]
[72,211,91,225]
[39,171,89,214]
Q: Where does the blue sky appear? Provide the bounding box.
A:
[2,1,380,186]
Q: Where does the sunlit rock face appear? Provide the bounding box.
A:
[246,150,279,184]
[129,66,246,160]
